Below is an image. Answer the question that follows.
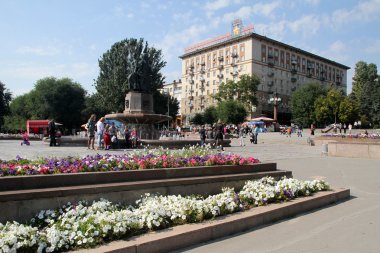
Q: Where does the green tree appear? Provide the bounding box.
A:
[338,97,358,124]
[3,94,32,132]
[0,81,12,131]
[153,93,179,120]
[290,83,327,127]
[30,77,86,131]
[95,38,166,113]
[190,113,204,125]
[203,106,218,124]
[213,74,259,117]
[314,96,332,125]
[351,61,377,103]
[350,61,380,127]
[81,93,110,123]
[216,100,247,125]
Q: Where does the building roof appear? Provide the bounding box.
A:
[179,32,350,70]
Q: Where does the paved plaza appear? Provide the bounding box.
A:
[0,133,379,253]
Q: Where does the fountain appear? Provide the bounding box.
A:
[105,91,171,139]
[104,48,171,139]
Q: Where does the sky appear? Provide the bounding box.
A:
[1,0,380,97]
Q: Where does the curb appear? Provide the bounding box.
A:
[76,188,350,253]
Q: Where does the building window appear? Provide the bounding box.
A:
[261,44,266,62]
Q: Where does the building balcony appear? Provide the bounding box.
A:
[200,77,205,82]
[217,74,223,79]
[291,69,297,75]
[200,62,205,66]
[218,56,224,62]
[231,71,239,76]
[291,77,297,83]
[267,81,274,87]
[231,61,237,67]
[218,64,224,70]
[268,60,274,67]
[307,73,312,78]
[189,80,194,84]
[231,52,238,58]
[267,72,274,77]
[291,87,297,91]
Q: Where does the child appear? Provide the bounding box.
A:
[130,127,138,148]
[21,132,30,146]
[103,125,111,150]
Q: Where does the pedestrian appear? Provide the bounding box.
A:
[238,125,245,146]
[286,126,292,137]
[109,122,118,149]
[131,127,138,148]
[199,125,206,146]
[310,124,315,136]
[86,114,96,149]
[96,117,105,150]
[253,125,259,144]
[215,120,224,150]
[348,123,352,134]
[343,123,347,134]
[48,119,56,147]
[124,126,130,148]
[103,125,111,150]
[297,125,303,137]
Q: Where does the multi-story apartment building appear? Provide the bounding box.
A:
[179,19,350,125]
[161,79,182,126]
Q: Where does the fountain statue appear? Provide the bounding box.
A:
[105,47,171,139]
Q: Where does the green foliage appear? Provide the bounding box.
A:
[338,97,359,124]
[216,100,247,125]
[314,96,332,125]
[190,113,204,125]
[95,38,166,113]
[152,91,179,119]
[0,81,12,131]
[203,106,218,124]
[289,83,327,127]
[350,61,380,127]
[213,74,259,110]
[81,93,110,122]
[4,77,86,132]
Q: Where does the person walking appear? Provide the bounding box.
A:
[238,125,245,146]
[124,126,130,148]
[96,117,105,150]
[86,114,96,149]
[297,125,303,137]
[109,122,118,149]
[215,120,224,150]
[199,125,206,146]
[253,125,259,144]
[48,119,57,147]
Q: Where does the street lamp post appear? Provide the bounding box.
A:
[268,93,282,130]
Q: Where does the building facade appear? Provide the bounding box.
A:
[161,79,183,126]
[179,20,350,125]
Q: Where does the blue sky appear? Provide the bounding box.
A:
[1,0,380,97]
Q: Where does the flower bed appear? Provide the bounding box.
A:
[0,147,259,177]
[0,176,329,253]
[320,133,380,139]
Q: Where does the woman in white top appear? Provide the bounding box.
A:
[96,117,105,149]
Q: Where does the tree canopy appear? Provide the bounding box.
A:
[95,38,167,113]
[217,100,247,125]
[289,83,327,127]
[4,77,86,132]
[350,61,380,127]
[0,81,12,131]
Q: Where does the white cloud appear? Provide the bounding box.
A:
[162,70,182,84]
[365,39,380,53]
[204,0,241,11]
[16,46,60,56]
[331,0,380,25]
[286,15,322,35]
[223,1,281,22]
[304,0,320,6]
[155,24,208,63]
[173,11,193,22]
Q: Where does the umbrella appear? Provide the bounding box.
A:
[251,117,275,122]
[245,121,265,125]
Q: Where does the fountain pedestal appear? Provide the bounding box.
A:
[105,91,171,140]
